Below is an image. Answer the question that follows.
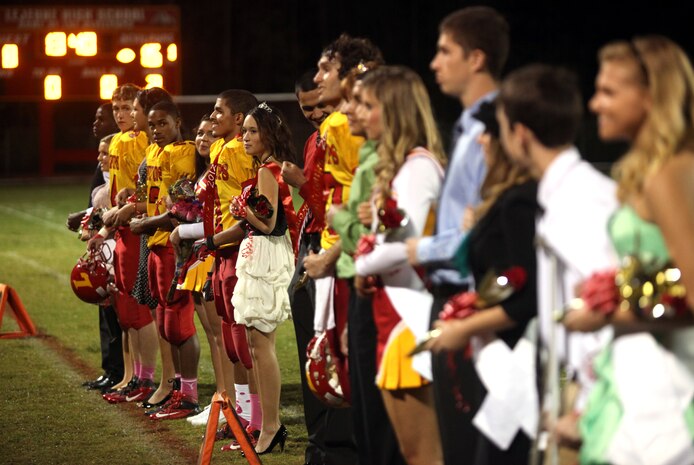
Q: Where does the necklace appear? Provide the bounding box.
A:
[261,154,274,164]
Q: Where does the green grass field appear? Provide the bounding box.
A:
[0,182,307,465]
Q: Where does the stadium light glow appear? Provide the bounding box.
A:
[2,44,19,69]
[44,75,62,100]
[140,43,162,68]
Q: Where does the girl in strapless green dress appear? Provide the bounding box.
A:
[581,35,694,465]
[579,205,694,465]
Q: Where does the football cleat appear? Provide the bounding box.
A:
[220,427,260,452]
[102,377,139,404]
[149,391,201,420]
[124,379,156,403]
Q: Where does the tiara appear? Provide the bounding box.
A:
[258,101,272,113]
[258,101,282,125]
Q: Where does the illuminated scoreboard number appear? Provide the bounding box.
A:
[0,6,181,100]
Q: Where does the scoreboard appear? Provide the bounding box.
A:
[0,5,181,100]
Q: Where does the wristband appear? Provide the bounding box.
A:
[206,235,217,251]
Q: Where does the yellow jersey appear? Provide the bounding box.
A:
[319,112,363,250]
[108,130,148,206]
[146,140,197,248]
[210,135,257,246]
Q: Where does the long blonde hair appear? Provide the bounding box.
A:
[600,36,694,201]
[360,66,447,204]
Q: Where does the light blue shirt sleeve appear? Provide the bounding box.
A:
[416,91,496,285]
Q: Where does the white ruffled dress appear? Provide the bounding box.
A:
[231,228,294,333]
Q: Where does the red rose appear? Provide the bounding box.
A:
[660,293,688,318]
[378,196,405,230]
[249,194,273,219]
[354,234,376,260]
[581,269,619,315]
[439,291,478,321]
[502,266,527,290]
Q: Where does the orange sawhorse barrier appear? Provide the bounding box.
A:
[198,391,262,465]
[0,284,37,339]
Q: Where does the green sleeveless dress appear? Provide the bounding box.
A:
[579,205,694,464]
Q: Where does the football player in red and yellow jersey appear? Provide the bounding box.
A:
[90,84,161,405]
[287,35,383,465]
[170,90,261,434]
[98,88,178,409]
[129,100,202,420]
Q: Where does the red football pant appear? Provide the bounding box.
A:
[213,247,252,369]
[113,227,153,330]
[148,244,195,346]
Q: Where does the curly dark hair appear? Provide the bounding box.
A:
[323,33,384,79]
[246,103,296,165]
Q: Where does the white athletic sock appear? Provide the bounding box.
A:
[234,383,251,422]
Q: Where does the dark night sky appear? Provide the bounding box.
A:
[157,0,694,162]
[3,0,693,175]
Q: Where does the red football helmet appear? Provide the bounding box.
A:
[70,249,111,304]
[305,330,349,408]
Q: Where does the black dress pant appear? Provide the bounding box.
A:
[430,284,478,465]
[431,285,532,465]
[288,233,356,465]
[99,304,124,379]
[348,293,406,465]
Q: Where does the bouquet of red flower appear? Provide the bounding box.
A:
[353,195,408,263]
[377,196,408,232]
[168,178,202,223]
[78,207,109,237]
[230,185,274,221]
[580,256,689,320]
[165,178,203,302]
[126,179,147,205]
[409,266,527,356]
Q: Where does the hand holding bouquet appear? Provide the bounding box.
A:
[168,178,203,223]
[410,266,527,356]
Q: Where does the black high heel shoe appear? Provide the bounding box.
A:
[252,425,288,455]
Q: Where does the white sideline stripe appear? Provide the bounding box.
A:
[0,205,72,234]
[1,250,70,286]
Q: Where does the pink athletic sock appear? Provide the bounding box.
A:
[249,393,262,431]
[140,364,155,381]
[133,361,142,379]
[180,377,198,402]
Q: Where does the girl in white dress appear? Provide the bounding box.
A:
[231,103,297,454]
